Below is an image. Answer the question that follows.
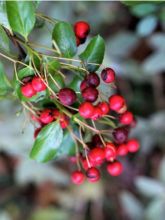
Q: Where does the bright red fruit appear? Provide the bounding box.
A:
[59,88,77,106]
[79,102,94,118]
[117,144,128,156]
[109,94,126,112]
[74,21,90,39]
[91,106,102,120]
[52,109,60,120]
[31,76,47,92]
[105,142,116,161]
[127,139,140,153]
[89,147,105,166]
[86,167,100,183]
[98,102,109,115]
[60,114,69,129]
[39,109,54,124]
[107,161,123,176]
[21,82,36,98]
[119,111,133,125]
[71,170,85,185]
[101,68,115,83]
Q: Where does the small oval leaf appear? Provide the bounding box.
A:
[79,35,105,72]
[6,1,36,39]
[52,21,77,58]
[30,121,63,162]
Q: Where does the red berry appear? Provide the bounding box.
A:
[86,167,100,183]
[74,21,90,39]
[80,80,89,92]
[119,111,133,125]
[31,76,47,92]
[98,102,109,115]
[30,114,40,123]
[91,106,102,120]
[85,73,100,87]
[89,147,105,166]
[39,109,54,124]
[82,87,98,103]
[105,142,116,161]
[60,114,69,129]
[81,158,94,170]
[79,102,94,119]
[34,127,42,138]
[71,170,85,185]
[101,68,115,83]
[113,127,129,144]
[127,139,140,153]
[21,82,36,98]
[107,161,123,176]
[59,88,77,106]
[109,94,126,112]
[117,143,128,156]
[92,134,103,147]
[52,109,60,120]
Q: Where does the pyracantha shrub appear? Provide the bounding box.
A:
[0,1,139,185]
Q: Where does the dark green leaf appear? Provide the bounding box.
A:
[0,62,12,96]
[0,25,10,53]
[79,35,105,72]
[52,21,77,58]
[6,1,36,39]
[48,74,65,93]
[43,57,61,74]
[30,121,63,162]
[0,2,11,31]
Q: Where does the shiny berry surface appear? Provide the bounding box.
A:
[109,95,125,112]
[101,68,115,83]
[71,170,85,185]
[21,83,36,98]
[119,111,133,125]
[74,21,90,39]
[32,76,47,92]
[82,87,98,103]
[89,147,105,166]
[107,161,123,176]
[39,109,54,124]
[79,102,94,118]
[127,139,140,153]
[86,167,100,183]
[59,88,77,106]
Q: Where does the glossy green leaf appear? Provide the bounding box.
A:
[6,1,36,39]
[0,62,12,96]
[52,21,77,58]
[0,2,11,31]
[30,121,63,163]
[48,74,65,93]
[0,25,10,53]
[79,35,105,72]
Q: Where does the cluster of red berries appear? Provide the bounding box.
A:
[74,21,90,46]
[21,76,47,98]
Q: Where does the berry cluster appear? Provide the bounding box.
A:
[19,20,139,185]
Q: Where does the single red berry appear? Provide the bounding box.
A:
[119,111,133,125]
[86,167,100,183]
[34,127,42,139]
[79,102,94,119]
[107,161,123,176]
[39,109,54,124]
[85,73,100,87]
[91,106,102,120]
[80,80,89,92]
[60,114,69,129]
[101,68,115,83]
[31,76,47,92]
[105,142,116,161]
[74,21,90,39]
[98,102,110,115]
[127,139,140,153]
[59,88,77,106]
[82,87,98,103]
[89,147,105,166]
[81,157,94,170]
[109,94,126,112]
[21,82,36,98]
[113,127,129,144]
[117,143,128,156]
[52,109,60,120]
[71,170,85,185]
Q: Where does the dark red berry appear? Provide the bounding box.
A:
[21,82,36,98]
[86,167,100,183]
[80,80,89,92]
[113,127,129,144]
[76,37,81,46]
[71,170,85,185]
[109,94,126,112]
[127,139,140,153]
[58,88,77,106]
[85,73,100,87]
[89,147,105,166]
[60,114,69,129]
[101,68,115,83]
[31,76,47,92]
[92,134,103,147]
[74,21,90,39]
[105,142,116,161]
[39,109,54,124]
[91,106,102,120]
[119,111,133,125]
[98,102,109,115]
[82,87,98,103]
[107,161,123,176]
[79,102,94,119]
[117,143,128,156]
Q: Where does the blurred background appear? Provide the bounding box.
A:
[0,1,165,220]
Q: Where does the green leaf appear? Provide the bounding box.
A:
[52,21,77,58]
[48,74,65,93]
[0,25,10,53]
[6,1,36,39]
[30,121,63,163]
[0,62,12,97]
[0,2,11,31]
[79,35,105,72]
